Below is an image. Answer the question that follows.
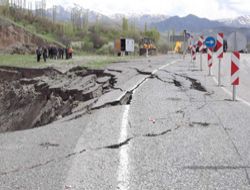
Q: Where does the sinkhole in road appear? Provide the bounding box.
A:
[0,66,116,133]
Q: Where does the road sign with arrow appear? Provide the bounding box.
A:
[205,37,216,48]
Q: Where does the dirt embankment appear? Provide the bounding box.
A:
[0,66,116,133]
[0,17,60,54]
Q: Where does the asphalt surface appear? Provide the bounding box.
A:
[0,54,250,189]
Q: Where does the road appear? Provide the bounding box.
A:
[0,54,250,189]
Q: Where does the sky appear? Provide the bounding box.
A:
[37,0,249,20]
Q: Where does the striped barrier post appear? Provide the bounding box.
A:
[231,51,240,101]
[192,45,196,63]
[198,36,204,71]
[189,35,194,63]
[216,33,224,86]
[207,48,213,76]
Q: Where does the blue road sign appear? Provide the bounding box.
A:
[185,33,191,39]
[205,37,216,48]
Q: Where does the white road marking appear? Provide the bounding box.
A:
[116,59,180,190]
[152,59,180,74]
[63,59,181,190]
[212,74,250,107]
[117,105,130,190]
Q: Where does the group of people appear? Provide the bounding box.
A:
[36,46,73,63]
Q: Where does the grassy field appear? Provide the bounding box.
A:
[0,54,137,69]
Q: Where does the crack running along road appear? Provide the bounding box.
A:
[0,60,181,178]
[116,59,181,190]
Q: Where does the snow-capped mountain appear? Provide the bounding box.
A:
[151,14,223,32]
[46,5,113,23]
[43,5,250,33]
[219,15,250,28]
[110,13,169,28]
[45,6,169,29]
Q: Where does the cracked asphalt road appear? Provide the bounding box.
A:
[1,54,250,189]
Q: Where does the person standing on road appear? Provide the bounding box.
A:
[36,46,42,62]
[48,46,53,59]
[42,47,48,62]
[68,47,73,59]
[65,47,68,59]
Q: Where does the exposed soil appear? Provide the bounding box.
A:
[0,66,116,133]
[0,17,61,54]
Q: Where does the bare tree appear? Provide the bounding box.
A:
[23,0,26,9]
[82,9,89,33]
[52,5,56,23]
[71,6,83,30]
[28,1,32,15]
[0,0,9,6]
[41,0,46,17]
[0,0,9,14]
[34,0,46,17]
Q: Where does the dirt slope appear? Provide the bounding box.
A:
[0,17,60,54]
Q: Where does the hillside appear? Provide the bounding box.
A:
[0,5,163,55]
[0,16,64,54]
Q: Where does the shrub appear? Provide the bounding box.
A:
[96,43,113,55]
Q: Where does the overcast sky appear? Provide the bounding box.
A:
[43,0,249,20]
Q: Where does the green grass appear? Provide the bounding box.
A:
[0,54,43,67]
[79,55,137,69]
[0,54,138,69]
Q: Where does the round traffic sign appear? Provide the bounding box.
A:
[205,37,216,48]
[185,33,191,39]
[227,32,247,52]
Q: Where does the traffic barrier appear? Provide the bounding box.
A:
[198,36,204,52]
[198,35,204,70]
[192,45,196,61]
[207,48,213,75]
[216,33,224,59]
[217,33,224,86]
[231,51,240,85]
[231,51,240,101]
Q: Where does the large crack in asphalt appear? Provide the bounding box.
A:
[0,66,214,177]
[100,138,133,149]
[159,69,207,92]
[189,122,210,127]
[183,165,250,170]
[0,66,117,132]
[0,125,181,177]
[143,129,172,137]
[107,68,123,73]
[131,68,153,76]
[0,65,203,133]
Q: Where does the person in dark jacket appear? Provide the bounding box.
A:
[65,48,69,59]
[58,48,64,59]
[52,46,58,60]
[36,47,42,62]
[42,47,48,62]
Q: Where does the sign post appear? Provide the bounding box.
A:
[198,36,204,71]
[192,45,196,64]
[228,32,246,101]
[216,33,224,86]
[205,36,216,76]
[207,48,213,76]
[231,51,240,101]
